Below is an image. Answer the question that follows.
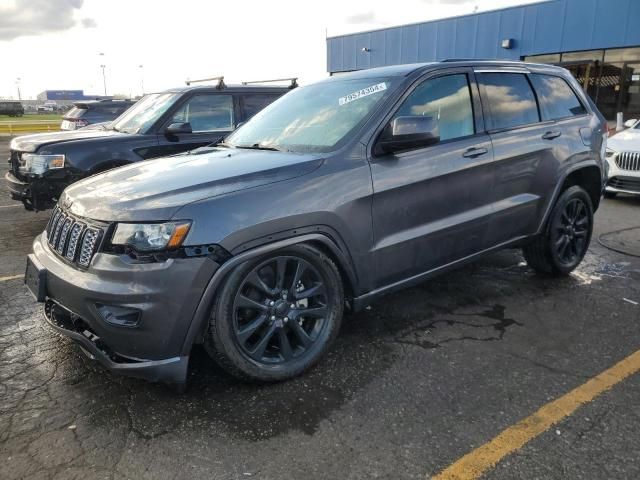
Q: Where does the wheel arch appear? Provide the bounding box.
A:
[536,161,603,235]
[180,232,358,356]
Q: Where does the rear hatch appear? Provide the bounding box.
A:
[61,105,89,130]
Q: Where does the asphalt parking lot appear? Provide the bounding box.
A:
[1,140,640,480]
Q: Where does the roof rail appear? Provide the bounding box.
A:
[440,58,523,62]
[185,76,226,89]
[241,77,298,89]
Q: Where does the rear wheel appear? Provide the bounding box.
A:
[523,185,593,276]
[205,244,344,382]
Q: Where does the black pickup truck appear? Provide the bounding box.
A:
[6,79,293,210]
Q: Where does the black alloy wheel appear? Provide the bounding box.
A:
[523,185,594,276]
[205,244,344,382]
[232,256,329,364]
[551,197,590,266]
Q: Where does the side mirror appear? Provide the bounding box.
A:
[379,116,440,154]
[624,119,638,128]
[165,122,192,135]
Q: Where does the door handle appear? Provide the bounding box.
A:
[542,130,562,140]
[462,147,488,158]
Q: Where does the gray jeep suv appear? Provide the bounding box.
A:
[26,61,606,387]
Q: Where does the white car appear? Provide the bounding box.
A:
[605,119,640,197]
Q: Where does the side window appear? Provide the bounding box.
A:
[392,74,474,142]
[241,94,280,121]
[478,73,540,130]
[170,94,234,132]
[529,74,587,120]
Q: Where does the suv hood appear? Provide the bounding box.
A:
[10,129,125,153]
[608,129,640,152]
[61,148,323,221]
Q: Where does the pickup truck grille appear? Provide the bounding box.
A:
[46,205,105,267]
[615,151,640,171]
[9,150,22,177]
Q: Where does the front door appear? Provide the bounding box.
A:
[154,93,235,157]
[369,70,495,288]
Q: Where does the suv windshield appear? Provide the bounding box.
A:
[225,77,398,153]
[111,93,178,134]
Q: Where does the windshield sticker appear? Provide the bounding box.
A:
[339,82,387,106]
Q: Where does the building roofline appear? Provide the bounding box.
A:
[326,0,556,40]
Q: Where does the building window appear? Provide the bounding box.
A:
[524,53,561,63]
[561,50,604,63]
[604,47,640,63]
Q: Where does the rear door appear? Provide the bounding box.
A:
[155,93,236,156]
[369,69,496,288]
[476,69,569,247]
[239,93,282,123]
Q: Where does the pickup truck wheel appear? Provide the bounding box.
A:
[204,244,344,382]
[523,185,593,276]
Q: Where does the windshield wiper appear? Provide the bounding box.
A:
[213,141,232,148]
[235,143,283,152]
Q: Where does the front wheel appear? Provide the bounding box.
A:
[523,185,593,276]
[205,244,344,382]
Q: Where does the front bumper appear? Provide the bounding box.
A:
[5,170,60,210]
[605,157,640,195]
[31,233,219,384]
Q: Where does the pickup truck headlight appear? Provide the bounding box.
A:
[19,154,65,175]
[111,221,191,252]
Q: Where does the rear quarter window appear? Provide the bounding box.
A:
[240,94,281,121]
[528,74,587,120]
[477,73,540,130]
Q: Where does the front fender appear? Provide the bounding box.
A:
[179,233,357,356]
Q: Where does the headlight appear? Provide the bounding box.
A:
[111,221,191,252]
[605,148,617,159]
[19,154,65,175]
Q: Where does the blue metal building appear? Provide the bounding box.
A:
[327,0,640,119]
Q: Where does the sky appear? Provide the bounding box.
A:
[0,0,541,100]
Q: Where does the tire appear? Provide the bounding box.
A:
[523,185,594,276]
[204,244,344,382]
[604,191,617,199]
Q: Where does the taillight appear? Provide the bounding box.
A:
[75,119,89,128]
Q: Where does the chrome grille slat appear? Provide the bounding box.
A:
[615,151,640,171]
[65,223,85,261]
[56,218,74,255]
[45,206,104,268]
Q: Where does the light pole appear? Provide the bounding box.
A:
[15,77,21,101]
[98,52,107,96]
[139,64,144,96]
[100,64,107,96]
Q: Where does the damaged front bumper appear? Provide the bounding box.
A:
[5,170,61,211]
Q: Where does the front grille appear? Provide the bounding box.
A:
[608,176,640,193]
[9,150,21,177]
[615,152,640,171]
[46,205,105,267]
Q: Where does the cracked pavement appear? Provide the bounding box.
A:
[1,140,640,479]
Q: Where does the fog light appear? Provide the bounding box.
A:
[96,304,141,328]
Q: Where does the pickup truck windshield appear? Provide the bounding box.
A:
[225,77,398,153]
[111,93,178,134]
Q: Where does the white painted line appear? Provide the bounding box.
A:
[0,204,21,209]
[623,298,639,306]
[0,274,23,282]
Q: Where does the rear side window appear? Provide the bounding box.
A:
[94,103,131,115]
[65,107,87,118]
[478,73,539,130]
[170,94,234,132]
[241,94,280,121]
[392,74,475,142]
[528,74,587,120]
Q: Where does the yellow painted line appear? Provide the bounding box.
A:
[0,274,23,282]
[431,349,640,480]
